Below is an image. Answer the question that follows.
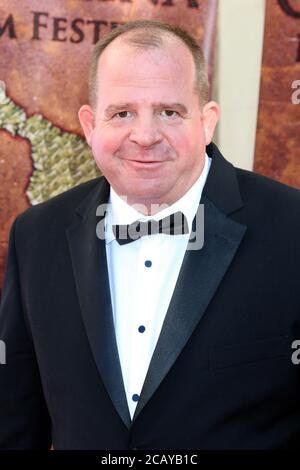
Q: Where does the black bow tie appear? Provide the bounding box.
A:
[112,211,189,245]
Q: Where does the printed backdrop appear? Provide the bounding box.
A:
[0,0,218,291]
[254,0,300,188]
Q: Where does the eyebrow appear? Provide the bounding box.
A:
[104,102,189,116]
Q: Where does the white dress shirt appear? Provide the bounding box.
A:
[105,154,211,419]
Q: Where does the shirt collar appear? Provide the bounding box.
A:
[105,153,211,244]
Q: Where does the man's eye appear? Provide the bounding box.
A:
[114,111,130,119]
[161,109,178,118]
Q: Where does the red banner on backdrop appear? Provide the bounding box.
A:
[254,0,300,188]
[0,0,218,291]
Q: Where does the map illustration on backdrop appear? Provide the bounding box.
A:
[0,81,100,205]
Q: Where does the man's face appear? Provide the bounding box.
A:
[79,35,219,213]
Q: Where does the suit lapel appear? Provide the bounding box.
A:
[133,144,247,421]
[66,178,131,429]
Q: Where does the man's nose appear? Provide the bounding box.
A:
[129,115,162,147]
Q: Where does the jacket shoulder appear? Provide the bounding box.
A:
[236,167,300,208]
[16,176,104,229]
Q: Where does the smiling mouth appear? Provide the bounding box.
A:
[125,159,166,167]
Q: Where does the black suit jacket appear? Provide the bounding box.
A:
[0,143,300,450]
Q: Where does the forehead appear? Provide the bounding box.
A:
[96,34,196,97]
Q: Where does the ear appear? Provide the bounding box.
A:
[202,101,220,145]
[78,105,95,147]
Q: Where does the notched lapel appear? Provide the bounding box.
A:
[133,196,247,421]
[66,180,131,429]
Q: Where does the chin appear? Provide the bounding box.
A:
[116,177,170,201]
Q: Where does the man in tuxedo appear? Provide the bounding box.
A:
[0,20,300,450]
